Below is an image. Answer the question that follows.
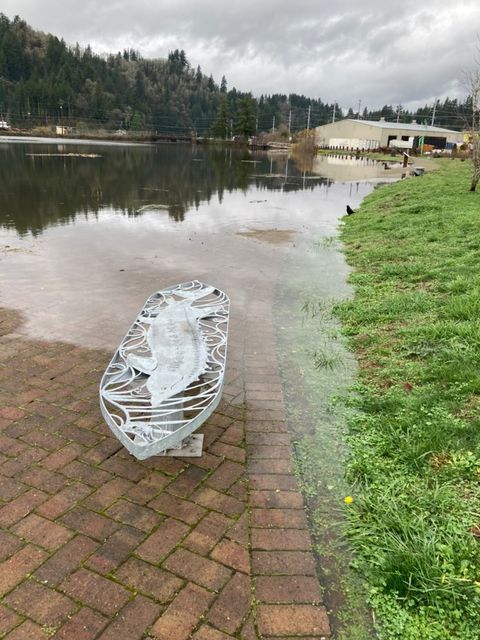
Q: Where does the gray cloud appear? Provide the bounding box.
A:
[3,0,479,109]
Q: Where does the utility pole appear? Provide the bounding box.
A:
[306,105,311,131]
[431,98,438,126]
[230,118,233,140]
[288,110,292,138]
[332,103,336,123]
[396,105,401,123]
[419,120,428,155]
[272,115,275,135]
[255,117,258,134]
[357,99,362,119]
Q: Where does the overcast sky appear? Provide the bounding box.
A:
[3,0,480,111]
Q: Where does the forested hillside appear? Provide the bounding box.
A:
[0,13,470,136]
[0,14,339,135]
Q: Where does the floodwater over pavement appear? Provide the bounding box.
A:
[0,139,379,638]
[0,140,374,350]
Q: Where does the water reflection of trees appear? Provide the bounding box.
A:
[0,143,330,235]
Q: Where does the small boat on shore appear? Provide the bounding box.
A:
[100,281,229,459]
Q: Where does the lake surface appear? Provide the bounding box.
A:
[0,139,375,348]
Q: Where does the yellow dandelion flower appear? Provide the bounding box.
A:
[344,496,353,505]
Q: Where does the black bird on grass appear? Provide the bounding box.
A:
[346,205,355,215]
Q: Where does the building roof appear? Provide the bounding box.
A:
[343,118,459,134]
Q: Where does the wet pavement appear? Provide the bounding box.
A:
[0,290,332,639]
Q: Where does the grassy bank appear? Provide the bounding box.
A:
[336,160,480,639]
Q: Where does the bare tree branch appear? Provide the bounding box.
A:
[466,69,480,191]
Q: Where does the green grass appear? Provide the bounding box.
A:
[363,153,405,162]
[335,160,480,639]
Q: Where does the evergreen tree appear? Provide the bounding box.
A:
[207,75,216,92]
[130,110,145,130]
[235,95,256,138]
[212,95,230,139]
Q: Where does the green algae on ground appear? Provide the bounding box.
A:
[336,160,480,639]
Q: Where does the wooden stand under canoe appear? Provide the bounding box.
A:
[99,281,229,459]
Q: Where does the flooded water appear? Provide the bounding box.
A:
[0,139,374,348]
[0,138,379,636]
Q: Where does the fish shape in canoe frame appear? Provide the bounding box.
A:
[126,285,217,405]
[100,281,229,458]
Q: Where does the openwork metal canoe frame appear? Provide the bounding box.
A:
[100,281,229,459]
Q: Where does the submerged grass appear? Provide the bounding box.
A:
[336,160,480,639]
[276,252,374,638]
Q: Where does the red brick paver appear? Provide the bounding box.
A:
[0,302,330,639]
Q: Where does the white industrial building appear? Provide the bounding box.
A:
[315,118,463,151]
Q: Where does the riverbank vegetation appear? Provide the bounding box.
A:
[336,160,480,638]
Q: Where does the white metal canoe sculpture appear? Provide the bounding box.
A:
[100,281,229,459]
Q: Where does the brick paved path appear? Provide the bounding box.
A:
[0,295,330,639]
